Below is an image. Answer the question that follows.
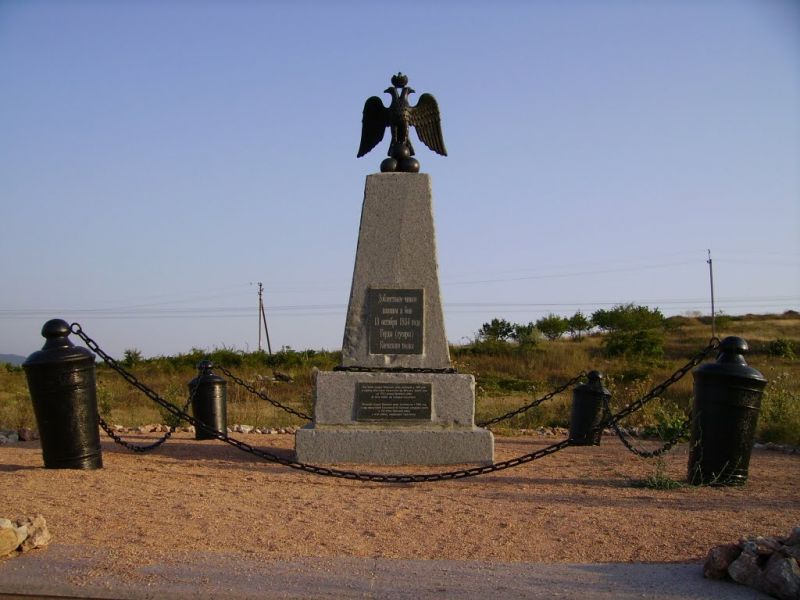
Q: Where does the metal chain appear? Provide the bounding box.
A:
[69,323,718,481]
[604,338,719,428]
[600,338,720,457]
[603,396,690,458]
[97,383,198,453]
[334,366,458,374]
[477,372,587,428]
[70,322,573,482]
[214,364,312,422]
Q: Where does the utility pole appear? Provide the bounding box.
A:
[707,250,716,339]
[257,282,273,355]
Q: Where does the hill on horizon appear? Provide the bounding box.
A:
[0,354,26,366]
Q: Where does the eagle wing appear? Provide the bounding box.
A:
[410,93,447,156]
[357,96,389,157]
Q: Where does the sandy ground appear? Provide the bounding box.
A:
[1,432,798,586]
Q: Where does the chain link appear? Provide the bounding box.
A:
[603,397,690,458]
[599,338,720,457]
[603,338,719,428]
[477,372,587,428]
[215,364,312,422]
[98,383,197,453]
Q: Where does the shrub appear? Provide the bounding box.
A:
[767,338,796,360]
[535,314,568,341]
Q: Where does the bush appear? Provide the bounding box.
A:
[767,338,796,360]
[535,314,568,341]
[477,318,514,342]
[592,304,666,359]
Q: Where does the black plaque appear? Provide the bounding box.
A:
[355,382,432,421]
[368,288,424,355]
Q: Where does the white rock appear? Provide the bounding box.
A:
[239,425,254,434]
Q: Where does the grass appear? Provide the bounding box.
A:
[1,312,798,445]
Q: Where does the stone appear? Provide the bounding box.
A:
[296,173,493,466]
[786,527,800,547]
[296,371,493,465]
[17,428,35,441]
[761,553,800,600]
[728,542,764,588]
[0,528,19,556]
[239,425,254,434]
[14,515,51,552]
[5,432,19,443]
[704,543,742,579]
[340,174,450,370]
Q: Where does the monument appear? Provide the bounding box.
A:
[294,74,494,465]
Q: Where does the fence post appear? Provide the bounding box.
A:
[687,336,767,486]
[188,360,228,440]
[569,371,609,446]
[22,319,103,469]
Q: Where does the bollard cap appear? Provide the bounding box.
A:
[575,370,611,396]
[23,319,95,368]
[189,360,226,386]
[693,336,766,383]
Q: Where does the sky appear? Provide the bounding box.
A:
[1,0,798,359]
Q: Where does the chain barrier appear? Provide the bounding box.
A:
[97,382,198,453]
[70,323,719,481]
[599,338,720,458]
[477,372,587,428]
[70,322,573,482]
[214,364,312,422]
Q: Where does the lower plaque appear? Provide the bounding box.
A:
[355,382,432,421]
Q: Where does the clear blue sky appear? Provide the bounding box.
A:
[1,0,798,358]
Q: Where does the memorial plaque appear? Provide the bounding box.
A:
[355,382,432,421]
[368,288,424,354]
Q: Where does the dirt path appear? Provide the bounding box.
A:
[1,433,798,585]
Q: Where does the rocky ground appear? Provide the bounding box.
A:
[1,432,798,588]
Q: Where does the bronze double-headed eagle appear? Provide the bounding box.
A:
[357,73,447,173]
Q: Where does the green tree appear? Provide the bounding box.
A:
[122,348,143,368]
[511,322,540,347]
[535,314,568,341]
[477,318,514,342]
[567,311,591,341]
[591,304,666,358]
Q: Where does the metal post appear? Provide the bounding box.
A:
[707,250,716,338]
[23,319,103,469]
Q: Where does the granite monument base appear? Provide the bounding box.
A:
[294,371,494,465]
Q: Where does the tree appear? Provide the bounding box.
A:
[477,318,514,342]
[567,311,591,341]
[122,348,143,367]
[591,304,666,359]
[535,314,568,341]
[511,322,539,347]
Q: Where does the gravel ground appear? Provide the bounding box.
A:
[1,432,798,588]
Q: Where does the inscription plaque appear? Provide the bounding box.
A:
[355,382,432,421]
[368,288,424,354]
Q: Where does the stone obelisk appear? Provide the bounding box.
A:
[294,173,494,465]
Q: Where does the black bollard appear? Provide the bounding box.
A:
[569,371,610,446]
[189,360,227,440]
[687,337,767,486]
[22,319,103,469]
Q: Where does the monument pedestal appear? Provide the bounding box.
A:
[294,173,494,465]
[295,371,493,465]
